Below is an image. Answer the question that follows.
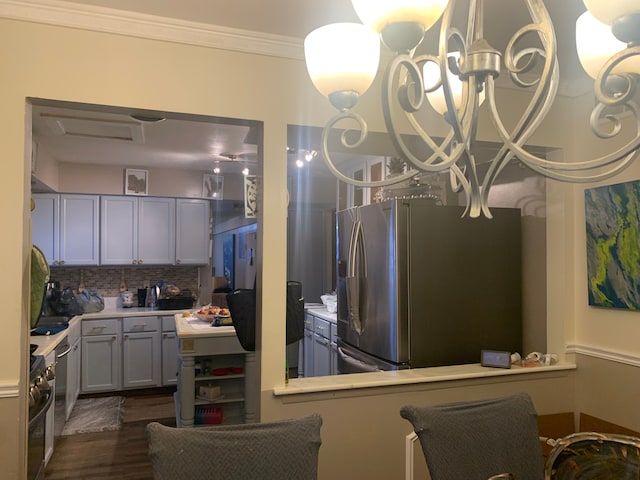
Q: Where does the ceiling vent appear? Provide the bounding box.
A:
[41,113,145,144]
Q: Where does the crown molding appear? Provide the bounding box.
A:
[0,0,304,60]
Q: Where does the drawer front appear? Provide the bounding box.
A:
[82,318,120,336]
[314,316,330,340]
[123,316,159,333]
[161,315,176,332]
[330,322,337,344]
[304,314,314,331]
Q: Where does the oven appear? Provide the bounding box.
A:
[53,336,70,436]
[28,346,54,480]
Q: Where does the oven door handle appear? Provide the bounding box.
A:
[56,344,72,359]
[28,389,53,427]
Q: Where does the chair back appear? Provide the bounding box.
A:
[544,431,640,479]
[401,392,544,480]
[146,414,322,480]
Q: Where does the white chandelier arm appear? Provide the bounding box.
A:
[594,47,640,110]
[319,110,417,188]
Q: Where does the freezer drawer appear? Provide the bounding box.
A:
[337,340,409,374]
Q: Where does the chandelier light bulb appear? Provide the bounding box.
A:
[576,11,639,79]
[304,23,380,103]
[583,0,639,26]
[351,0,449,34]
[423,53,485,116]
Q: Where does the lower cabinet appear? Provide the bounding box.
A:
[302,311,337,378]
[161,314,178,386]
[81,319,121,393]
[303,314,315,377]
[65,322,81,420]
[122,316,161,389]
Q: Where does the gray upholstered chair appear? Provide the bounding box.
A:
[544,431,640,479]
[400,392,545,480]
[146,414,322,480]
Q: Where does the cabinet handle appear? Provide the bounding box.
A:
[112,335,117,340]
[176,259,181,264]
[132,260,138,265]
[59,260,65,265]
[138,259,143,264]
[124,335,129,339]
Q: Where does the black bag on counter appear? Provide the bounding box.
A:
[48,287,83,317]
[227,281,305,352]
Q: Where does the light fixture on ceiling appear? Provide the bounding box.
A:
[296,159,305,168]
[213,166,221,174]
[242,167,250,176]
[304,0,640,218]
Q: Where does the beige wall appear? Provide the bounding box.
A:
[2,9,640,480]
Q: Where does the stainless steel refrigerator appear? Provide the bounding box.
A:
[336,199,522,373]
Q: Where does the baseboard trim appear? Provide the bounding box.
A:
[566,344,640,368]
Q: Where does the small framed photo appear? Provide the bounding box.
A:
[244,175,257,218]
[125,168,148,195]
[203,174,224,199]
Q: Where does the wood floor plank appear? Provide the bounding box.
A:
[45,391,175,480]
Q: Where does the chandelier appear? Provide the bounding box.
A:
[303,0,640,217]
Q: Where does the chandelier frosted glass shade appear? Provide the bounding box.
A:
[304,23,380,103]
[583,0,639,25]
[351,0,449,34]
[576,11,640,79]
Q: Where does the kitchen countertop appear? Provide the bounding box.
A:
[174,313,237,338]
[30,304,192,357]
[305,306,337,323]
[273,361,577,396]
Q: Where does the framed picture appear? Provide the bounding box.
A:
[585,180,640,310]
[125,168,148,195]
[244,175,257,218]
[203,174,224,199]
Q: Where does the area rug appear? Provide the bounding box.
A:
[61,396,124,435]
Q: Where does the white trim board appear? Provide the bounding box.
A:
[566,344,640,368]
[0,381,19,398]
[0,0,304,60]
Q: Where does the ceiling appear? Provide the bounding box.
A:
[30,0,590,184]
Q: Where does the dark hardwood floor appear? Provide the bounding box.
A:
[45,389,176,480]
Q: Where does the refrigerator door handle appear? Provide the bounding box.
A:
[346,220,366,334]
[338,346,382,373]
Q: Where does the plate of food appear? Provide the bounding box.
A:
[195,305,231,324]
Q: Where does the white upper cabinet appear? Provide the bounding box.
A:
[32,193,99,266]
[101,196,176,265]
[176,199,210,265]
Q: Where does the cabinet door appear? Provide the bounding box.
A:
[162,331,178,386]
[176,199,210,265]
[59,194,99,265]
[81,334,121,392]
[65,337,81,420]
[303,329,314,377]
[138,197,175,265]
[313,333,331,377]
[100,196,138,265]
[31,194,59,265]
[122,330,161,388]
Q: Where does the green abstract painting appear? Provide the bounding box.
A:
[585,180,640,310]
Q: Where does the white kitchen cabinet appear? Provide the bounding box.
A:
[176,198,210,265]
[161,315,178,386]
[100,196,175,265]
[32,193,99,266]
[65,320,81,420]
[302,314,314,377]
[81,319,121,393]
[122,316,161,389]
[312,316,332,377]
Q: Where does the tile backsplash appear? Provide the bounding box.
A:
[49,266,200,299]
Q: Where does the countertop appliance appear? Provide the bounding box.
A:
[336,199,522,373]
[28,346,54,480]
